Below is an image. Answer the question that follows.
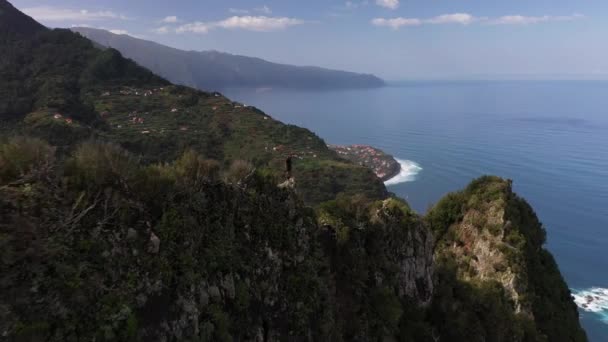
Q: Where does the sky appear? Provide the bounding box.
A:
[10,0,608,80]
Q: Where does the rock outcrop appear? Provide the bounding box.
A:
[428,176,587,342]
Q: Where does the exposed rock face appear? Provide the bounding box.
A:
[428,176,587,341]
[372,199,434,303]
[316,196,434,339]
[442,200,529,314]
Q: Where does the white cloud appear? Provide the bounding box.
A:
[373,12,583,29]
[109,29,129,35]
[176,16,306,34]
[371,17,421,29]
[70,24,145,38]
[375,0,399,10]
[152,26,170,34]
[491,13,583,25]
[161,15,179,23]
[216,16,303,31]
[111,30,146,39]
[427,13,476,25]
[372,13,475,29]
[493,15,548,25]
[21,6,130,22]
[176,21,211,34]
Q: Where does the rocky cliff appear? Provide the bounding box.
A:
[0,139,433,341]
[1,142,585,341]
[427,176,587,341]
[0,1,587,340]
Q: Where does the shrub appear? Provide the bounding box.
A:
[371,286,403,330]
[243,167,280,194]
[223,160,253,185]
[426,192,465,239]
[0,136,55,184]
[174,149,220,186]
[382,197,412,218]
[65,141,137,188]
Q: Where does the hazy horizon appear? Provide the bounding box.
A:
[11,0,608,80]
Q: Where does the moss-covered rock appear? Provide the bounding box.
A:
[316,195,434,340]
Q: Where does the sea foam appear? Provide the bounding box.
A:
[384,159,423,186]
[572,287,608,324]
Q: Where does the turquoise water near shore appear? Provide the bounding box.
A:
[226,81,608,341]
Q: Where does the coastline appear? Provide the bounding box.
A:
[384,159,423,186]
[572,287,608,323]
[329,144,421,184]
[383,162,402,182]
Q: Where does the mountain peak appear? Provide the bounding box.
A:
[0,0,46,36]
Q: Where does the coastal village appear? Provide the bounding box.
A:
[329,144,401,181]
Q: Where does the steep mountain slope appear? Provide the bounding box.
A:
[427,176,587,341]
[0,137,434,341]
[0,2,587,341]
[0,3,386,205]
[0,19,167,125]
[71,27,385,91]
[0,0,45,35]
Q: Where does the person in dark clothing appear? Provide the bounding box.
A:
[285,156,293,179]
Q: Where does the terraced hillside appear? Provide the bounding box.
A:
[0,2,386,204]
[18,83,386,204]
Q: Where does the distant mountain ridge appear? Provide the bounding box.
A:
[71,27,385,91]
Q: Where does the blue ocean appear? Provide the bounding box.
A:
[226,81,608,341]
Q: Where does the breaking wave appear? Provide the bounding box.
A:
[572,287,608,324]
[384,159,423,186]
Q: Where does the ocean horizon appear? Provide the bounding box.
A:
[226,80,608,341]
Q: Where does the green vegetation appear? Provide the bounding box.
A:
[0,14,385,204]
[505,194,587,342]
[0,137,587,341]
[426,175,509,241]
[428,258,542,342]
[0,136,55,183]
[0,138,328,341]
[427,176,587,342]
[315,195,434,340]
[0,3,588,340]
[0,27,165,125]
[0,138,425,341]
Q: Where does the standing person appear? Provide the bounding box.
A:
[285,155,293,179]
